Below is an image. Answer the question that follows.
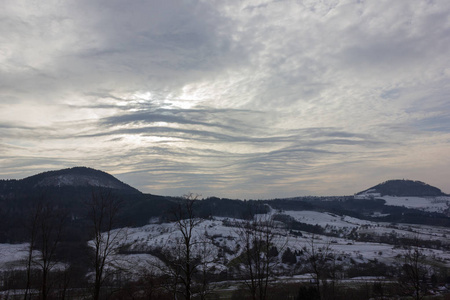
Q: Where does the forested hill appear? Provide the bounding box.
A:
[0,167,268,243]
[0,166,140,194]
[356,179,446,197]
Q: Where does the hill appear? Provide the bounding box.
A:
[0,167,173,243]
[0,166,141,195]
[356,179,446,197]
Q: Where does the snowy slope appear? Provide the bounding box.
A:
[99,212,450,277]
[0,243,29,270]
[4,209,450,277]
[378,195,450,213]
[283,210,374,228]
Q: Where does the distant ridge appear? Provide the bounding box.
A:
[357,179,446,197]
[1,167,141,194]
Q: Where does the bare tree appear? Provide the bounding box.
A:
[87,189,124,300]
[156,244,185,300]
[136,269,169,300]
[399,238,429,300]
[234,213,285,300]
[23,198,43,300]
[24,197,68,300]
[155,193,217,300]
[196,226,219,300]
[38,202,68,300]
[303,235,336,300]
[169,193,202,300]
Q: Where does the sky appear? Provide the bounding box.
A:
[1,0,449,199]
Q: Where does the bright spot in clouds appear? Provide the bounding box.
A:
[1,0,450,198]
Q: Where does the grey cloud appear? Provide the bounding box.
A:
[334,4,450,75]
[339,37,424,71]
[2,0,450,197]
[0,122,34,130]
[0,0,246,104]
[414,114,450,133]
[0,156,77,180]
[88,109,383,147]
[100,111,235,131]
[72,0,244,78]
[380,89,401,100]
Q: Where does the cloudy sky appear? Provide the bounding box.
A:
[1,0,449,198]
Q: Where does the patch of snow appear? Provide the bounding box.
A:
[0,243,29,270]
[283,210,373,229]
[379,196,450,212]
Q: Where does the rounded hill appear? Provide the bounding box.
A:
[21,167,140,193]
[357,179,446,197]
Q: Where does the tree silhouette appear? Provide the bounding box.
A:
[88,189,125,300]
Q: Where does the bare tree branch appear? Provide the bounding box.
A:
[233,211,287,300]
[87,189,125,300]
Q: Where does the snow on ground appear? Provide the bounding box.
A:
[283,232,397,263]
[83,209,450,277]
[378,196,450,213]
[0,243,29,270]
[5,208,450,277]
[103,219,244,274]
[281,209,450,246]
[283,210,374,228]
[0,243,67,272]
[119,219,241,252]
[104,253,167,278]
[358,223,450,243]
[107,214,450,273]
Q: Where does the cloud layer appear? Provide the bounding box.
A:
[1,0,450,198]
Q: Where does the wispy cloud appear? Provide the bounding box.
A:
[1,0,450,197]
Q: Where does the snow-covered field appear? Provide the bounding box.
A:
[283,210,374,228]
[0,243,28,270]
[379,196,450,213]
[0,243,67,272]
[355,193,450,213]
[3,207,450,276]
[100,210,450,275]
